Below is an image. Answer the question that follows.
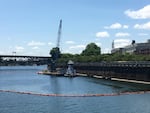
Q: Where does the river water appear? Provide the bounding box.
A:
[0,66,150,113]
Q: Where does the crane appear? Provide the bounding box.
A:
[54,19,62,61]
[47,19,76,76]
[49,20,62,72]
[57,19,62,48]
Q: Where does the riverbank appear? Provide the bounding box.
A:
[93,75,150,85]
[38,70,150,85]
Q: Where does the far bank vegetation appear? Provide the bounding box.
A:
[50,43,150,63]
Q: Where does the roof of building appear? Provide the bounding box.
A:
[68,60,74,65]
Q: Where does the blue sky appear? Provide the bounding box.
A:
[0,0,150,56]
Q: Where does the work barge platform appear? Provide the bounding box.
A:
[57,61,150,82]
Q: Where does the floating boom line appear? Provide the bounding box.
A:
[0,89,150,97]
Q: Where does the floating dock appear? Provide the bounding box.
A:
[37,70,86,77]
[38,71,64,76]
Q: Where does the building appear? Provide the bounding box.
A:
[111,39,150,55]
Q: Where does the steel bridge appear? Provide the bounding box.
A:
[0,55,51,65]
[0,55,50,59]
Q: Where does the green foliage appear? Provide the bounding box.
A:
[58,53,150,63]
[0,57,2,62]
[50,47,61,61]
[57,42,150,63]
[81,43,101,56]
[61,53,74,58]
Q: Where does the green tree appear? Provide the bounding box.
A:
[0,57,2,63]
[50,47,61,61]
[81,43,101,56]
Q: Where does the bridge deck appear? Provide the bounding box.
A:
[0,55,50,59]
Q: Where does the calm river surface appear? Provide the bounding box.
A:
[0,66,150,113]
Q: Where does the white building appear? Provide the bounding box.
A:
[111,39,150,55]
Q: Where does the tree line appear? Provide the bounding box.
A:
[50,42,150,63]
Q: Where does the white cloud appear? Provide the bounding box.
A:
[114,39,131,48]
[95,42,101,47]
[104,23,122,29]
[48,42,54,46]
[104,23,129,29]
[125,5,150,19]
[123,25,129,29]
[32,46,39,50]
[115,32,130,37]
[96,31,110,38]
[102,48,111,54]
[65,41,75,44]
[28,41,45,46]
[138,33,149,36]
[69,45,86,49]
[64,44,86,54]
[134,22,150,30]
[15,46,24,52]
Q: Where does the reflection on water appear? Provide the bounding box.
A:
[0,66,150,94]
[0,66,150,113]
[48,76,61,94]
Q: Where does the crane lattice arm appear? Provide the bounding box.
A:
[49,19,62,72]
[57,19,62,48]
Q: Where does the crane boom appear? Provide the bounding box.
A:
[48,19,62,72]
[57,19,62,48]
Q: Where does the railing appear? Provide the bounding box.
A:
[0,55,50,59]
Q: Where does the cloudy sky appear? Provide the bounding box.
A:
[0,0,150,56]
